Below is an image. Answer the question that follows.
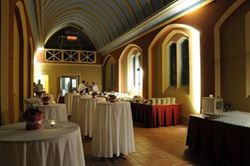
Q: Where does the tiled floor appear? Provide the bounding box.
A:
[83,124,217,166]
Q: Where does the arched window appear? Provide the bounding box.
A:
[128,52,141,94]
[169,43,177,86]
[149,24,200,113]
[180,39,189,86]
[132,54,140,88]
[111,63,115,87]
[166,36,189,89]
[119,44,143,96]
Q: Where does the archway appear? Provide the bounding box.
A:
[13,2,28,122]
[119,44,143,96]
[148,24,200,114]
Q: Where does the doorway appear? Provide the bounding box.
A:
[59,75,79,96]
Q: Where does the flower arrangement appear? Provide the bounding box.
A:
[24,97,44,130]
[42,94,51,105]
[108,94,117,103]
[92,92,98,98]
[23,107,44,130]
[132,95,145,103]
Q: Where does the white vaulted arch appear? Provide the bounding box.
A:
[148,24,200,114]
[119,44,143,96]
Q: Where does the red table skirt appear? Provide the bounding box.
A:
[131,103,181,127]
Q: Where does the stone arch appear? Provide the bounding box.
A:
[119,44,143,96]
[148,24,200,113]
[13,1,28,121]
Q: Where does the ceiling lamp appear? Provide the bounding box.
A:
[66,35,78,41]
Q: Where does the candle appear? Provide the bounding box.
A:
[50,120,56,128]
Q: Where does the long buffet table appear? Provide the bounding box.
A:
[186,112,250,166]
[130,102,181,127]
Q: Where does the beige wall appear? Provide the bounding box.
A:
[40,63,102,98]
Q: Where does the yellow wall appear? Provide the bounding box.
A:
[40,63,102,98]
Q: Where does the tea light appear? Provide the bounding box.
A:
[50,120,56,128]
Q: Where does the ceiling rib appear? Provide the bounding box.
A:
[26,0,212,54]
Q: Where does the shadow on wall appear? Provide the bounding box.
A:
[162,87,195,125]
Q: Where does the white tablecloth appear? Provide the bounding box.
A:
[92,102,135,158]
[71,95,82,123]
[79,97,106,137]
[64,93,79,116]
[0,121,85,166]
[38,103,68,121]
[213,111,250,127]
[71,95,92,123]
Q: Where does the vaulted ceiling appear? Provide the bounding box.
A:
[24,0,211,54]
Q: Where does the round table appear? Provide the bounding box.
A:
[92,102,135,158]
[64,93,80,116]
[78,97,106,137]
[38,103,68,121]
[0,121,85,166]
[71,95,92,123]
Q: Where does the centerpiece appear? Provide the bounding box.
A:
[109,94,117,103]
[132,95,145,103]
[42,93,51,105]
[23,97,44,130]
[92,92,98,98]
[23,107,44,130]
